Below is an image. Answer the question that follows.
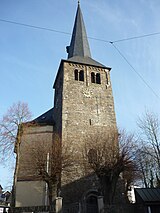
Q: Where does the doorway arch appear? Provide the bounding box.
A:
[83,190,100,213]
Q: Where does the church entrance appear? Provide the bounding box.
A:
[86,194,99,213]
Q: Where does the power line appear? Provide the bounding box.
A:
[0,17,160,100]
[110,42,160,100]
[1,18,160,44]
[112,32,160,43]
[88,36,110,43]
[0,18,111,43]
[0,18,71,36]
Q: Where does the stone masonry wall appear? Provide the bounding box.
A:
[59,61,118,202]
[53,63,63,135]
[16,125,54,207]
[18,125,53,180]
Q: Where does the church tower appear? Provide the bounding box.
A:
[15,2,118,208]
[54,3,117,135]
[53,2,117,202]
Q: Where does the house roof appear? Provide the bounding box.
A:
[31,108,54,125]
[135,188,160,203]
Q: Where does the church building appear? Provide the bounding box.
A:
[15,2,118,209]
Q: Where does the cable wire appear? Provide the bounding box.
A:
[1,18,160,44]
[0,18,71,36]
[0,17,160,100]
[110,42,160,100]
[112,32,160,43]
[0,18,111,43]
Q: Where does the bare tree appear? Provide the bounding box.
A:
[137,111,160,187]
[0,102,31,158]
[25,133,74,211]
[0,102,32,208]
[135,147,156,188]
[83,130,137,204]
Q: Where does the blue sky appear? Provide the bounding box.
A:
[0,0,160,189]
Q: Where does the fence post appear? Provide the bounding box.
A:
[55,197,63,213]
[97,196,104,213]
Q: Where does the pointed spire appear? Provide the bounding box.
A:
[67,3,91,59]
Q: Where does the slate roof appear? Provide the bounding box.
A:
[135,188,160,203]
[31,108,54,125]
[67,56,107,68]
[66,3,107,68]
[67,3,91,59]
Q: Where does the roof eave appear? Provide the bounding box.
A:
[63,59,111,70]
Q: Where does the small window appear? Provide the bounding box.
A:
[88,149,97,164]
[79,70,84,81]
[96,73,101,84]
[74,69,78,81]
[91,72,95,83]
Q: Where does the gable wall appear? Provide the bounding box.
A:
[16,125,53,207]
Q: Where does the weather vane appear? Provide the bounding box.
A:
[78,0,80,4]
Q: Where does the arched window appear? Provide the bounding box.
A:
[96,73,101,84]
[74,69,78,81]
[79,70,84,81]
[91,72,95,83]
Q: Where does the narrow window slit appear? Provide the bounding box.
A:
[74,69,78,80]
[96,73,101,84]
[91,72,95,83]
[79,70,84,81]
